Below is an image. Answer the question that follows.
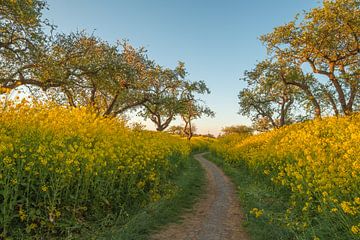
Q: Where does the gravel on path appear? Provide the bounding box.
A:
[150,152,249,240]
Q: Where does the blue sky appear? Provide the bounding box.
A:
[44,0,319,135]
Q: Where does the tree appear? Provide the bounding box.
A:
[40,33,152,117]
[252,117,273,132]
[138,63,215,133]
[261,0,360,115]
[37,32,118,105]
[0,1,215,128]
[221,125,253,136]
[0,0,52,92]
[167,125,184,135]
[275,62,323,118]
[138,62,185,131]
[0,2,154,118]
[239,60,303,129]
[179,81,214,140]
[100,42,153,117]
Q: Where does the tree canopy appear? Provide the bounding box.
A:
[260,0,360,115]
[0,0,213,132]
[221,125,253,136]
[239,0,360,130]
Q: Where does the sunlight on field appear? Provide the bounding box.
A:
[210,115,360,237]
[0,103,190,238]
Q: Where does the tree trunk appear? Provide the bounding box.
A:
[279,97,286,127]
[182,116,193,140]
[155,115,165,131]
[324,90,339,116]
[329,73,348,115]
[156,115,173,131]
[187,119,193,140]
[307,59,349,115]
[280,73,321,118]
[64,88,76,107]
[103,93,119,116]
[339,63,357,115]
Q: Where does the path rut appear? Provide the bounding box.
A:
[151,153,249,240]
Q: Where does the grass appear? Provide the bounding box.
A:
[78,155,205,240]
[205,153,295,240]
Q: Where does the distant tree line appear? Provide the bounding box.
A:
[0,0,214,139]
[239,0,359,131]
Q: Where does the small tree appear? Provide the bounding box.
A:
[252,117,273,132]
[180,81,214,140]
[138,62,185,131]
[167,125,184,135]
[221,125,253,136]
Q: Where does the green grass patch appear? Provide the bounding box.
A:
[205,153,295,240]
[78,155,205,240]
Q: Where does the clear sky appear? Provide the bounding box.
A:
[43,0,320,135]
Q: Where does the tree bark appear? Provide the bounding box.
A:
[323,90,339,116]
[63,88,76,107]
[103,93,119,116]
[307,58,351,115]
[279,97,286,127]
[280,71,321,118]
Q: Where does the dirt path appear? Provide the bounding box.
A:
[151,153,249,240]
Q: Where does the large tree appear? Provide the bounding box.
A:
[261,0,360,115]
[35,33,152,117]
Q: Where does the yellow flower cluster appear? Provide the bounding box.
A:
[250,208,264,218]
[210,115,360,236]
[0,103,190,237]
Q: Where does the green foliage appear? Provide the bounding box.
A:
[0,1,213,129]
[260,0,360,115]
[239,59,325,130]
[241,0,360,130]
[221,125,253,136]
[179,80,215,139]
[138,62,186,131]
[0,0,50,92]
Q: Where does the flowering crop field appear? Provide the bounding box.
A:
[0,104,190,238]
[189,136,216,153]
[210,115,360,238]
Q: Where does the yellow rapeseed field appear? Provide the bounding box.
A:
[0,103,190,238]
[210,115,360,237]
[189,136,215,153]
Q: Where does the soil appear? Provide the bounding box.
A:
[150,153,250,240]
